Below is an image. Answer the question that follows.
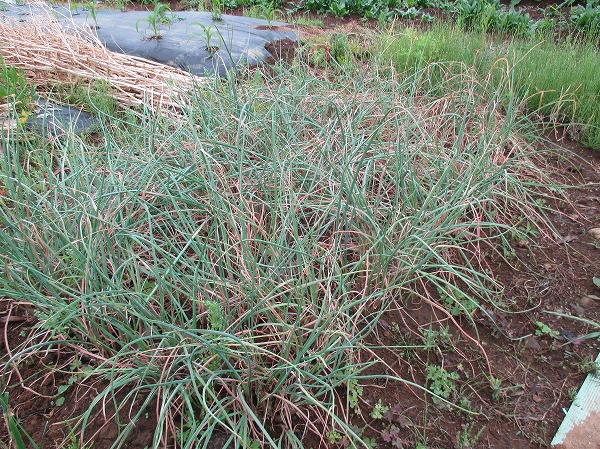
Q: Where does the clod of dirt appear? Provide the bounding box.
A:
[516,239,528,248]
[578,295,599,308]
[264,38,298,65]
[524,335,543,351]
[587,227,600,239]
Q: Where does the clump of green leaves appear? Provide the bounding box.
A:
[299,0,399,18]
[570,0,600,33]
[534,321,560,339]
[370,399,389,419]
[426,364,459,403]
[438,286,477,317]
[348,377,363,414]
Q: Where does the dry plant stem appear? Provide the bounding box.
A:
[2,302,55,400]
[0,11,206,114]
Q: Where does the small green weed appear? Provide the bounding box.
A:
[577,356,599,375]
[426,364,459,403]
[438,286,477,317]
[420,325,452,350]
[534,321,560,339]
[455,421,484,448]
[370,399,389,420]
[348,377,363,414]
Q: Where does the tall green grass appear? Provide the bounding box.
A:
[1,59,560,448]
[379,24,600,148]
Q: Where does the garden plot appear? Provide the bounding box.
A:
[1,4,599,449]
[0,1,297,76]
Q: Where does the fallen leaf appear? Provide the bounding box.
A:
[532,394,542,403]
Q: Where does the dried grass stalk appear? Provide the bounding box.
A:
[0,8,207,113]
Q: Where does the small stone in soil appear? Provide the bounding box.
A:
[524,335,543,351]
[577,295,595,308]
[571,303,585,316]
[587,227,600,239]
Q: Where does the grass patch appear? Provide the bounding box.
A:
[379,23,600,148]
[1,56,562,448]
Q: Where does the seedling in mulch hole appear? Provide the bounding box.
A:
[258,1,283,28]
[456,421,485,449]
[84,0,100,29]
[188,22,222,57]
[211,0,223,21]
[136,3,177,40]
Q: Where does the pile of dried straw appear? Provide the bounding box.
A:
[0,5,206,113]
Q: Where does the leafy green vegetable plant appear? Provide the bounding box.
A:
[570,1,600,33]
